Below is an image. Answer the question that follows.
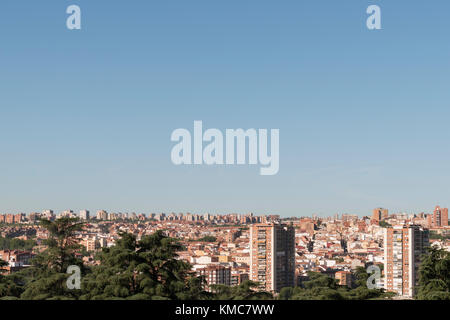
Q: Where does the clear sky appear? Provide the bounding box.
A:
[1,1,450,217]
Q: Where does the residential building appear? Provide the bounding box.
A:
[80,210,90,220]
[384,224,429,297]
[432,206,448,227]
[198,265,231,291]
[372,208,389,222]
[335,270,352,287]
[250,223,295,292]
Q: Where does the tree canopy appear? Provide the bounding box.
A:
[278,270,393,300]
[417,247,450,300]
[80,231,206,300]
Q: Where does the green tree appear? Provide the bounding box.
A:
[81,231,206,300]
[379,221,392,228]
[0,237,36,251]
[210,281,273,300]
[417,247,450,300]
[194,236,217,242]
[0,258,24,299]
[19,218,85,300]
[279,271,392,300]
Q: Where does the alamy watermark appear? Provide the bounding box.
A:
[170,121,279,176]
[63,4,381,31]
[366,265,382,289]
[66,265,81,290]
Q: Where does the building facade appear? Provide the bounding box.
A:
[335,270,352,287]
[372,208,389,222]
[384,224,429,297]
[250,223,295,292]
[198,265,231,291]
[432,206,448,227]
[80,210,90,220]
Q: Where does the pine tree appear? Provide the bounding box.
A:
[417,247,450,300]
[19,218,85,300]
[81,231,206,300]
[210,281,273,300]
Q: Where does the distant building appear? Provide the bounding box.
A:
[432,206,448,227]
[80,210,90,220]
[335,270,352,287]
[250,223,295,292]
[0,250,34,273]
[231,271,249,286]
[372,208,389,222]
[198,265,231,291]
[42,209,55,221]
[96,210,108,220]
[83,238,99,252]
[384,224,429,298]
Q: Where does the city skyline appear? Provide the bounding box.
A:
[1,206,447,300]
[1,204,449,220]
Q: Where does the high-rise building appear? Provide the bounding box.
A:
[42,209,55,220]
[250,223,295,292]
[384,224,429,298]
[80,210,90,220]
[432,206,448,227]
[372,208,389,222]
[96,210,108,220]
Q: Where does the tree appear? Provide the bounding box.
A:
[0,237,36,251]
[194,236,216,242]
[19,218,85,300]
[81,231,206,300]
[417,247,450,300]
[210,281,273,300]
[278,271,393,300]
[0,258,24,299]
[379,221,391,228]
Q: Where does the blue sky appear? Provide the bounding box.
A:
[1,1,450,216]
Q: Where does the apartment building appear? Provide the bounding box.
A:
[249,223,295,292]
[384,224,429,297]
[80,210,90,220]
[335,270,352,287]
[198,265,231,291]
[372,208,389,222]
[432,206,448,227]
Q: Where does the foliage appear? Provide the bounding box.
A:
[429,231,450,241]
[378,221,392,228]
[417,247,450,300]
[0,237,36,251]
[278,271,393,300]
[191,236,217,242]
[19,218,86,300]
[210,281,273,300]
[80,231,207,300]
[0,259,24,298]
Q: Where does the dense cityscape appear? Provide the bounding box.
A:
[0,206,449,300]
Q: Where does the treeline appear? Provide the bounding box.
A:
[429,231,450,241]
[0,237,36,251]
[0,218,449,300]
[278,270,393,300]
[190,236,217,242]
